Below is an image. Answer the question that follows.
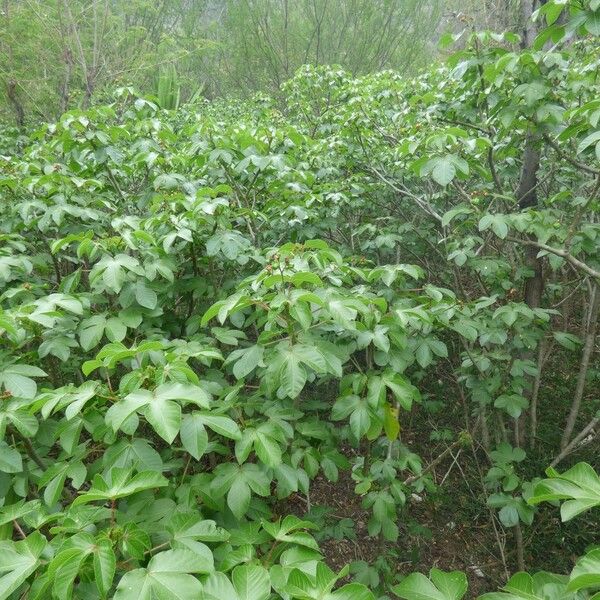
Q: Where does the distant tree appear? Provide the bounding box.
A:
[0,0,211,124]
[201,0,443,96]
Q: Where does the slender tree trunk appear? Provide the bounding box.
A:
[529,338,552,449]
[3,0,26,127]
[59,49,73,114]
[515,1,546,447]
[561,283,600,449]
[6,80,25,127]
[517,140,544,310]
[520,0,538,49]
[514,522,525,571]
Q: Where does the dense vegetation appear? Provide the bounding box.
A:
[0,0,444,123]
[0,0,600,599]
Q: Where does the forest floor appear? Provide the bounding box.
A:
[283,350,600,597]
[284,453,504,597]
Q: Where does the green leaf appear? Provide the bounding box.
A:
[196,413,241,439]
[431,157,456,186]
[254,432,282,467]
[494,394,529,419]
[94,540,116,598]
[0,441,23,473]
[232,345,264,380]
[180,414,209,460]
[349,404,370,440]
[1,370,39,399]
[228,477,251,519]
[149,549,211,574]
[105,317,127,342]
[279,353,306,399]
[145,396,181,444]
[568,548,600,593]
[553,331,582,350]
[106,390,152,433]
[330,583,375,600]
[135,282,158,309]
[201,572,240,600]
[113,564,202,600]
[479,572,570,600]
[578,130,600,154]
[112,569,152,600]
[0,533,45,599]
[383,403,400,441]
[478,215,508,239]
[0,500,41,527]
[73,468,168,506]
[393,569,468,600]
[528,462,600,521]
[102,260,125,293]
[168,514,229,544]
[79,315,106,351]
[231,564,271,600]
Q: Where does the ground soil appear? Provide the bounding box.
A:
[283,461,505,598]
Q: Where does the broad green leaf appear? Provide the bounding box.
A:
[135,282,158,309]
[94,540,116,599]
[232,345,264,380]
[180,414,209,460]
[0,533,45,599]
[228,477,251,520]
[0,441,22,473]
[432,157,456,186]
[479,572,570,600]
[231,564,271,600]
[196,413,241,439]
[393,569,468,600]
[568,549,600,593]
[201,572,239,600]
[145,396,181,444]
[528,462,600,521]
[279,353,306,399]
[330,583,375,600]
[73,468,168,506]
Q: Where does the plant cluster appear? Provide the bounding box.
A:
[0,1,599,598]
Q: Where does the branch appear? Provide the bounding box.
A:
[369,167,443,223]
[550,414,599,468]
[488,146,503,192]
[543,134,600,176]
[436,117,492,136]
[507,237,600,280]
[13,429,45,470]
[404,439,462,485]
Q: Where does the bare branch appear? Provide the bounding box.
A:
[507,237,600,280]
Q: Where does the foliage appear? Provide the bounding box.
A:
[0,0,443,125]
[0,0,599,598]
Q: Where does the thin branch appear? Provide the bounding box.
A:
[550,415,599,468]
[13,520,26,539]
[369,167,443,223]
[543,134,600,176]
[404,439,462,485]
[507,237,600,279]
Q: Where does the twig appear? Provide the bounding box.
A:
[404,439,462,485]
[369,167,443,223]
[550,415,600,468]
[13,429,45,470]
[507,237,600,280]
[13,520,26,539]
[543,134,600,176]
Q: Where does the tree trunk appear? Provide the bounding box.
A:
[3,0,26,127]
[6,80,25,127]
[560,283,600,449]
